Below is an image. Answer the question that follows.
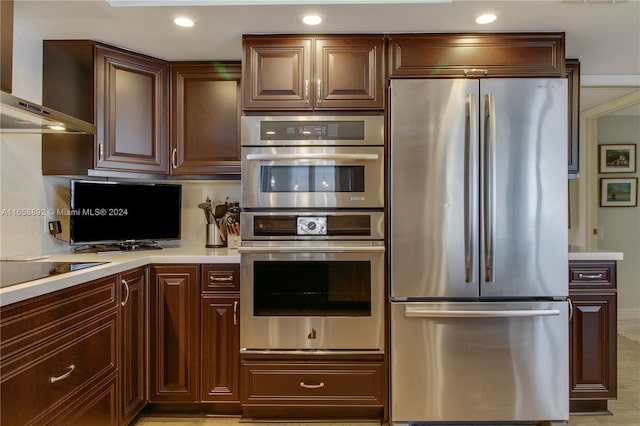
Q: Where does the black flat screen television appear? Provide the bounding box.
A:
[69,180,182,247]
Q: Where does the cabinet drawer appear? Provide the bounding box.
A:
[1,275,118,360]
[242,361,383,405]
[569,261,616,290]
[202,264,240,292]
[0,312,118,426]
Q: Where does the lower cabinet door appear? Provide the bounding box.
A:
[200,295,240,403]
[120,267,148,423]
[149,265,199,402]
[570,292,617,401]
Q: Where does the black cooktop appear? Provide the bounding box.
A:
[0,261,107,289]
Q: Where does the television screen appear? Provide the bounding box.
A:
[69,180,182,246]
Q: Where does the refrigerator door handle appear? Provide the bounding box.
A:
[483,93,497,282]
[464,93,477,283]
[404,307,561,318]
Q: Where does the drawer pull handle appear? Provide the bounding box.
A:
[300,381,325,389]
[210,276,233,282]
[50,365,75,384]
[578,273,603,279]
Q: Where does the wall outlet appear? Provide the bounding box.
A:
[48,220,62,235]
[594,227,605,240]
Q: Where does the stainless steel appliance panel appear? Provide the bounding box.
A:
[239,244,385,351]
[241,115,384,146]
[390,79,479,299]
[241,210,384,241]
[390,301,569,423]
[242,145,384,209]
[479,78,568,298]
[390,79,568,300]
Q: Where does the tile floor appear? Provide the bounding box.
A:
[136,321,640,426]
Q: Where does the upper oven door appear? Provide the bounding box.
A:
[241,115,384,147]
[242,145,384,209]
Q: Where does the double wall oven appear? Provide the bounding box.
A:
[239,115,385,352]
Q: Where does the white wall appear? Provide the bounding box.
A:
[0,24,240,259]
[597,115,640,319]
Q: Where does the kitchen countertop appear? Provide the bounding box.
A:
[0,245,239,307]
[569,246,624,261]
[1,245,623,307]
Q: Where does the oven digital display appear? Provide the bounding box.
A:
[260,121,365,140]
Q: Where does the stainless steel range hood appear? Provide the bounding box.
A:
[1,91,96,134]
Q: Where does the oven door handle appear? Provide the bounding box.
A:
[238,245,385,254]
[245,153,379,161]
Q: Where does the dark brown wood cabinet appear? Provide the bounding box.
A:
[388,33,565,78]
[569,260,618,414]
[242,35,385,110]
[42,40,170,176]
[0,275,120,426]
[119,267,148,424]
[241,352,384,419]
[566,59,580,176]
[149,264,200,402]
[170,62,241,176]
[200,264,240,408]
[0,0,13,93]
[148,263,241,411]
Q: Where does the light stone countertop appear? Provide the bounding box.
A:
[568,246,624,261]
[1,245,624,307]
[0,245,239,307]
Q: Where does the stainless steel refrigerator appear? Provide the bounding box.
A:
[389,79,569,424]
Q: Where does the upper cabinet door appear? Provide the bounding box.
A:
[314,36,385,110]
[242,35,384,111]
[95,45,169,173]
[389,33,565,78]
[243,36,313,110]
[171,62,241,175]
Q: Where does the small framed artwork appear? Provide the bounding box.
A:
[600,177,638,207]
[599,144,636,173]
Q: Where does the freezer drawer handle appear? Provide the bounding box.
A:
[404,308,561,318]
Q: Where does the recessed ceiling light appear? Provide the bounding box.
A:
[476,13,498,24]
[174,16,195,27]
[302,14,322,25]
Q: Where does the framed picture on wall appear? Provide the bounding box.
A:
[600,177,638,207]
[599,144,636,173]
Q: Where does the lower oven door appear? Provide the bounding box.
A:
[239,243,385,351]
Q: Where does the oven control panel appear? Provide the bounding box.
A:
[297,216,327,235]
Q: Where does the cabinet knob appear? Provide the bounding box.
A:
[317,79,322,103]
[172,148,178,169]
[304,79,310,104]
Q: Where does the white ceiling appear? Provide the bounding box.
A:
[12,0,640,114]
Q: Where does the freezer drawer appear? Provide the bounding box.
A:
[390,301,568,423]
